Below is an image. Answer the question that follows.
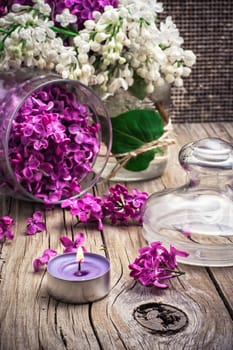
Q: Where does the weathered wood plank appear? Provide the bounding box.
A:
[0,123,233,350]
[90,224,233,349]
[91,123,233,349]
[0,201,104,350]
[204,122,232,142]
[97,122,233,349]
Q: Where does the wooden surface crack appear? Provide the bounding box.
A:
[59,327,68,349]
[110,258,123,291]
[88,304,104,350]
[109,313,129,350]
[206,267,233,320]
[100,231,110,261]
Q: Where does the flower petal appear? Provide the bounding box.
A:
[60,236,73,247]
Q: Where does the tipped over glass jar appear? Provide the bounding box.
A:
[0,69,112,204]
[142,138,233,267]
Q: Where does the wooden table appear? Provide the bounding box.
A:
[0,123,233,350]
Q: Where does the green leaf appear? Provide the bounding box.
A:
[128,73,147,100]
[111,109,164,171]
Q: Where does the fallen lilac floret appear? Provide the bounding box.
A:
[60,232,88,253]
[33,248,57,272]
[26,211,46,235]
[0,215,14,241]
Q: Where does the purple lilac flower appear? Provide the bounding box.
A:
[26,211,46,235]
[0,5,7,16]
[102,184,149,225]
[129,241,189,288]
[61,193,104,230]
[33,248,57,272]
[8,84,100,203]
[0,215,14,241]
[61,184,149,229]
[60,232,88,253]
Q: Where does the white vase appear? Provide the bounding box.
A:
[94,83,171,182]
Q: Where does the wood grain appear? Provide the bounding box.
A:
[0,123,233,350]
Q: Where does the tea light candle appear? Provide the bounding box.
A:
[47,249,110,304]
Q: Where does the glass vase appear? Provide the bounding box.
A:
[95,83,171,182]
[0,69,112,204]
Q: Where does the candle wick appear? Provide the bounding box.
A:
[77,260,82,276]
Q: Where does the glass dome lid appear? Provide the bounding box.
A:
[142,138,233,267]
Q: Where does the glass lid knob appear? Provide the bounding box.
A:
[179,137,233,171]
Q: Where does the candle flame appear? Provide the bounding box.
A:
[76,246,84,263]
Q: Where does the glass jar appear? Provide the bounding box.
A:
[0,69,112,204]
[142,138,233,267]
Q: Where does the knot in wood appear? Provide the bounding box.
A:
[133,302,188,335]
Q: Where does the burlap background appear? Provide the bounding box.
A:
[162,0,233,122]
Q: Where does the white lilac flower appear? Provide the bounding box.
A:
[146,83,155,94]
[0,7,61,71]
[99,7,119,24]
[11,4,30,12]
[90,41,101,52]
[183,50,197,67]
[84,20,96,30]
[108,78,128,94]
[95,73,106,85]
[33,0,51,16]
[94,32,108,43]
[0,0,196,97]
[166,47,183,64]
[119,0,163,17]
[164,74,175,84]
[55,9,77,28]
[159,16,184,47]
[174,77,183,87]
[182,67,192,77]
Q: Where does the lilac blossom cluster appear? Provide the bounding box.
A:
[61,192,104,230]
[47,0,119,29]
[8,84,100,203]
[1,0,118,29]
[0,215,14,241]
[129,241,189,288]
[0,1,196,96]
[61,183,149,229]
[103,184,148,225]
